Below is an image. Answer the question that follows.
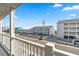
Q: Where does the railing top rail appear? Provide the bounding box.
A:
[0,32,45,48]
[13,36,45,47]
[0,32,10,37]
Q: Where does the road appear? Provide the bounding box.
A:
[16,34,47,45]
[55,43,79,55]
[20,33,48,40]
[47,35,79,55]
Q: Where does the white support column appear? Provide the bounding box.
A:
[76,21,77,39]
[68,22,69,41]
[10,9,15,56]
[0,18,3,43]
[45,42,54,56]
[10,10,15,37]
[0,20,2,33]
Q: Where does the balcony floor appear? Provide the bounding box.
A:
[0,43,9,56]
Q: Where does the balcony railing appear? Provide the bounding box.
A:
[0,32,78,56]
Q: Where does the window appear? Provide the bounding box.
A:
[77,22,79,25]
[77,32,79,35]
[72,27,76,30]
[64,27,68,30]
[69,32,76,35]
[69,36,76,39]
[69,22,76,26]
[64,36,68,39]
[64,23,68,26]
[77,27,79,29]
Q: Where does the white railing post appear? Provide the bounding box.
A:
[45,42,55,56]
[9,8,15,56]
[0,17,3,43]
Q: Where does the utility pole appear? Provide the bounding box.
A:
[43,19,45,26]
[39,19,45,40]
[43,19,45,40]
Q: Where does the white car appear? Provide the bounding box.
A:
[73,39,79,45]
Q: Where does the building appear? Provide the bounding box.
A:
[15,27,23,33]
[2,27,9,32]
[31,26,55,35]
[22,29,32,34]
[57,18,79,39]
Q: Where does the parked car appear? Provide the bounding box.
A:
[73,39,79,45]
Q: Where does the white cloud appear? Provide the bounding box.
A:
[67,17,73,19]
[53,3,63,7]
[15,16,18,19]
[69,14,76,17]
[62,5,79,11]
[32,19,38,22]
[67,14,76,19]
[45,13,50,16]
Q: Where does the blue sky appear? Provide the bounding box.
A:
[3,3,79,30]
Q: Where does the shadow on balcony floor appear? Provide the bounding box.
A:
[0,43,10,56]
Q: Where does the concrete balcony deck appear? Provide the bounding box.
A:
[0,43,9,56]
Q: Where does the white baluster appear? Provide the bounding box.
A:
[32,46,35,56]
[21,42,23,56]
[25,43,26,56]
[34,46,37,56]
[38,47,40,56]
[42,48,45,56]
[35,46,38,56]
[27,43,29,56]
[23,42,25,56]
[20,42,22,56]
[40,48,42,56]
[31,46,33,56]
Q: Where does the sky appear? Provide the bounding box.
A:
[2,3,79,30]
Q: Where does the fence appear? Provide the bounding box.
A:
[0,33,78,56]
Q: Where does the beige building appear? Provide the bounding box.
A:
[31,26,55,35]
[57,18,79,39]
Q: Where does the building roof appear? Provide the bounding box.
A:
[57,18,79,24]
[31,26,53,29]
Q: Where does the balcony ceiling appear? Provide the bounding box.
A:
[0,3,21,19]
